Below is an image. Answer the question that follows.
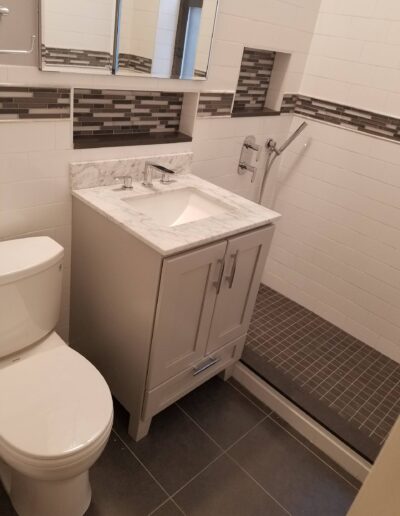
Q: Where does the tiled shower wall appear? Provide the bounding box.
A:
[261,0,400,363]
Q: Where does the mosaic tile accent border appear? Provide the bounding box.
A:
[118,53,152,74]
[233,48,276,114]
[197,92,234,118]
[73,89,183,137]
[0,86,70,120]
[281,93,400,143]
[41,45,112,69]
[70,152,193,190]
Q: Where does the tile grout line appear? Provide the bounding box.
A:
[265,414,361,491]
[166,450,225,502]
[176,401,266,453]
[113,391,270,516]
[176,404,292,515]
[148,497,186,516]
[110,430,176,510]
[227,378,273,416]
[112,430,189,515]
[225,453,292,516]
[345,359,394,422]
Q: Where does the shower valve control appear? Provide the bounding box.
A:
[238,135,260,181]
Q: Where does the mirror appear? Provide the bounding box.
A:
[116,0,218,80]
[39,0,218,80]
[40,0,117,74]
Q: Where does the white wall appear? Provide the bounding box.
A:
[195,0,218,73]
[302,0,400,115]
[152,0,180,76]
[262,0,400,362]
[41,0,116,53]
[119,0,159,60]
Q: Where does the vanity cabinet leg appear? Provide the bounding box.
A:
[128,415,152,441]
[219,363,235,381]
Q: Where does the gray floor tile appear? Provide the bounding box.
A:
[114,402,221,495]
[174,455,288,516]
[270,413,361,489]
[86,433,166,516]
[151,500,183,516]
[228,377,272,414]
[229,417,358,516]
[178,377,266,449]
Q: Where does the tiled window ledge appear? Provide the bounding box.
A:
[73,131,192,149]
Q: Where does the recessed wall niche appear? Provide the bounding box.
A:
[73,88,196,149]
[232,47,291,117]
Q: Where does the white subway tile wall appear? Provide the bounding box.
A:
[263,115,400,363]
[302,0,400,116]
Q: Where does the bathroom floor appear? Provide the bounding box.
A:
[1,377,358,516]
[243,284,400,463]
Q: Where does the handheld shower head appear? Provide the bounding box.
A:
[276,121,307,155]
[259,121,308,204]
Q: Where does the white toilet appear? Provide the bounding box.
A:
[0,237,113,516]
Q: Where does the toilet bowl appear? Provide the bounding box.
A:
[0,237,113,516]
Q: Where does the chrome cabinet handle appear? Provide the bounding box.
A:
[193,356,220,376]
[227,251,238,288]
[213,259,225,294]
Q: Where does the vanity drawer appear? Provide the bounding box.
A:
[142,336,245,420]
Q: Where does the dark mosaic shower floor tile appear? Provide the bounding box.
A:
[244,284,400,462]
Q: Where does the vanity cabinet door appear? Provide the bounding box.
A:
[206,225,275,354]
[147,241,227,389]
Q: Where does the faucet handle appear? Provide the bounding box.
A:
[115,175,133,189]
[238,162,257,183]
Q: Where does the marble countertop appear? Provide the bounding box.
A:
[72,174,281,256]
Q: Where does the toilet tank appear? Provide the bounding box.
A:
[0,237,64,358]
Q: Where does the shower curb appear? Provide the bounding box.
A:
[232,362,371,483]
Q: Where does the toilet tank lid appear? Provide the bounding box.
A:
[0,237,64,286]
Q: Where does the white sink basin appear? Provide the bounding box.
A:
[123,187,231,227]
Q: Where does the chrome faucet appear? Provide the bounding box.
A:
[143,162,176,187]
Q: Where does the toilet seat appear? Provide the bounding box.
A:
[0,332,113,476]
